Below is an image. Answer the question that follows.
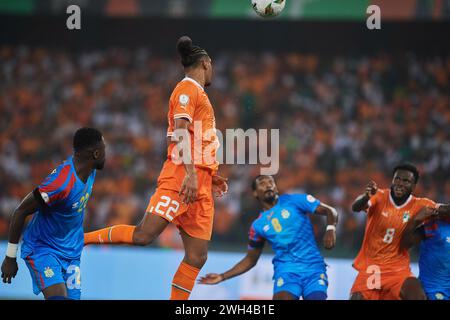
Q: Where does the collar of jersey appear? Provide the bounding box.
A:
[182,76,204,91]
[389,192,412,209]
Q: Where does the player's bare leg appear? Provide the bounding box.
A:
[132,212,169,246]
[349,292,365,300]
[179,229,208,269]
[273,291,297,300]
[169,228,208,300]
[42,283,68,300]
[400,277,426,300]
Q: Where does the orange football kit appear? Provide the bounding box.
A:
[351,188,438,299]
[146,77,219,240]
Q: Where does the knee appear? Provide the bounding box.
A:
[185,252,208,269]
[133,230,156,246]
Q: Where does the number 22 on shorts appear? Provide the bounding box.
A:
[152,196,180,221]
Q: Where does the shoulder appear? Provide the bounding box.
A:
[173,80,200,95]
[282,193,318,204]
[414,197,437,208]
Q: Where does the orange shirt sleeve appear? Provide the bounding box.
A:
[366,189,385,215]
[172,82,198,123]
[418,197,438,209]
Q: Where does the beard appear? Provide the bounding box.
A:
[263,190,277,204]
[95,160,105,170]
[390,186,411,205]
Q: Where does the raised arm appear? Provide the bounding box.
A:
[198,245,264,285]
[351,180,378,212]
[314,203,339,249]
[1,191,40,283]
[400,206,437,250]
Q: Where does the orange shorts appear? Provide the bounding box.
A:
[351,269,415,300]
[146,163,214,241]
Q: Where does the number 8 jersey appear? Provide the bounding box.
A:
[353,189,438,274]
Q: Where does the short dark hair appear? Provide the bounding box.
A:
[177,36,209,68]
[393,162,419,184]
[73,127,103,152]
[251,175,273,191]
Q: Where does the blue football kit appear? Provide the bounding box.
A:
[21,156,96,299]
[248,193,328,299]
[418,219,450,300]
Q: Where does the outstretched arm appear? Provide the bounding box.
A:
[352,181,378,212]
[198,245,264,285]
[314,203,338,249]
[400,206,437,250]
[1,191,40,283]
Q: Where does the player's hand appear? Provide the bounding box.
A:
[198,273,224,285]
[180,171,198,204]
[414,206,439,223]
[323,229,336,250]
[212,175,228,197]
[1,256,18,284]
[364,181,378,198]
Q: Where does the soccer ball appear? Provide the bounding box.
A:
[251,0,286,18]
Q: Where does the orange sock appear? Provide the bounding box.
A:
[170,262,200,300]
[84,225,136,245]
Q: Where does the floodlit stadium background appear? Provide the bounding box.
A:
[0,0,449,299]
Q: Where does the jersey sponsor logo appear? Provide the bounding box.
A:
[402,211,411,223]
[307,195,316,203]
[40,192,50,204]
[263,225,270,232]
[51,169,57,174]
[281,209,290,219]
[382,211,389,217]
[72,202,79,209]
[44,267,55,278]
[446,237,450,244]
[318,279,326,286]
[179,94,189,108]
[435,293,444,300]
[276,277,284,287]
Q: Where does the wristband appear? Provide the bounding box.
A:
[6,242,18,258]
[326,225,336,232]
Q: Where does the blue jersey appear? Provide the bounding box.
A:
[418,219,450,297]
[248,193,325,275]
[21,156,96,261]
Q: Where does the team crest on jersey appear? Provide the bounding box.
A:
[402,211,411,223]
[320,273,326,280]
[435,293,444,300]
[179,94,189,108]
[281,209,290,219]
[72,202,79,209]
[44,267,54,278]
[318,279,326,286]
[277,277,284,287]
[307,195,316,203]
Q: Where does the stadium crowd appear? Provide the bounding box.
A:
[0,46,449,255]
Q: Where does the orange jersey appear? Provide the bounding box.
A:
[353,189,437,273]
[166,77,219,174]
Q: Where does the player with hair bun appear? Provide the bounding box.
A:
[84,36,228,300]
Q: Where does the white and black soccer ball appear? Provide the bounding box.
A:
[251,0,286,18]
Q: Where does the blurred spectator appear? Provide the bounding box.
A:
[0,46,448,256]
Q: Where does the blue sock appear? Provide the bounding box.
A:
[304,291,327,300]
